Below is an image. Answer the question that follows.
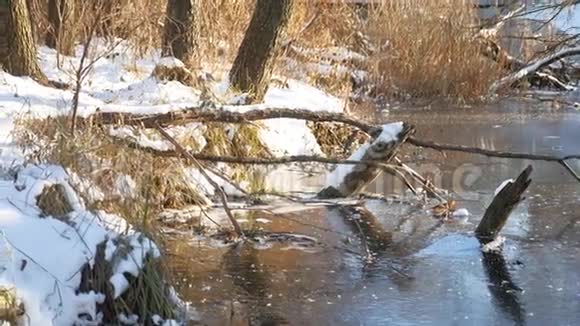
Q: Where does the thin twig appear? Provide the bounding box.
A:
[70,6,103,133]
[408,137,580,183]
[351,213,374,263]
[155,124,244,237]
[114,135,398,167]
[408,137,580,161]
[202,164,249,196]
[559,161,580,182]
[394,157,446,201]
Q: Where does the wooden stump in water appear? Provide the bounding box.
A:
[476,165,533,244]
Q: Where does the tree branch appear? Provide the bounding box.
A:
[489,46,580,94]
[89,105,379,134]
[408,137,580,162]
[154,124,244,238]
[408,137,580,183]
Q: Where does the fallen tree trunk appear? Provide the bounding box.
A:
[89,105,378,134]
[475,165,533,244]
[489,46,580,94]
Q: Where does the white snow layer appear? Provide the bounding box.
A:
[494,179,514,196]
[0,40,346,198]
[452,208,470,218]
[0,165,159,325]
[0,38,349,324]
[325,122,403,188]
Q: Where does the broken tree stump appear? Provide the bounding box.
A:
[475,165,533,244]
[318,122,414,198]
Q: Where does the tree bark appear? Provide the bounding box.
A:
[86,105,379,134]
[1,0,47,83]
[475,165,533,244]
[0,5,8,63]
[318,123,414,198]
[229,0,293,103]
[47,0,75,55]
[162,0,195,63]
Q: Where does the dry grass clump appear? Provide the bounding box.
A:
[30,0,500,105]
[307,121,370,159]
[29,0,165,56]
[202,123,270,193]
[36,183,74,220]
[78,239,177,325]
[286,1,365,51]
[15,116,271,216]
[15,117,208,217]
[0,287,25,324]
[364,0,502,100]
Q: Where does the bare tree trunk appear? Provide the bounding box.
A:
[47,0,75,55]
[1,0,47,83]
[0,5,8,63]
[229,0,293,103]
[162,0,195,63]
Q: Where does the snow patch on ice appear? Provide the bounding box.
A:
[415,234,480,258]
[452,208,470,218]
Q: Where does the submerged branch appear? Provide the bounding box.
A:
[93,105,580,186]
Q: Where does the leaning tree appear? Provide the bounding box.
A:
[0,0,47,83]
[162,0,196,63]
[229,0,293,103]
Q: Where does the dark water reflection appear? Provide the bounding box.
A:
[168,102,580,325]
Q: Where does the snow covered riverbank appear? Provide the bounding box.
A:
[0,165,184,324]
[0,40,347,325]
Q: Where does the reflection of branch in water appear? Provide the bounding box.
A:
[336,205,392,254]
[221,244,289,325]
[481,251,526,326]
[334,205,416,287]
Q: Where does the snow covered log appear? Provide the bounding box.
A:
[489,47,580,94]
[475,165,533,244]
[318,122,414,198]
